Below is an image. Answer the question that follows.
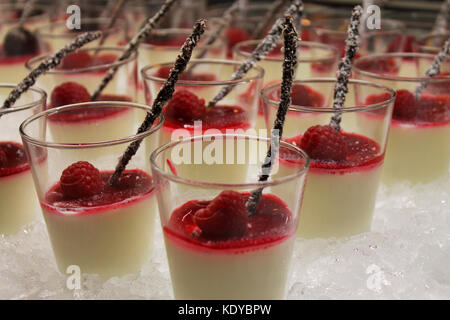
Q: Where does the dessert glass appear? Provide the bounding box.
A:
[141,59,264,145]
[150,133,309,299]
[262,79,395,238]
[313,18,406,56]
[414,32,450,54]
[233,40,339,131]
[0,84,46,235]
[36,17,130,52]
[20,101,163,279]
[26,47,138,145]
[354,53,450,184]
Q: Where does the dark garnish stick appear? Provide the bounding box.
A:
[0,31,101,114]
[108,19,206,186]
[207,0,303,108]
[252,0,288,39]
[245,16,298,215]
[91,0,178,101]
[415,38,450,100]
[329,5,363,132]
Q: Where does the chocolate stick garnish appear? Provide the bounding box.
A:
[432,0,450,34]
[91,0,178,101]
[108,20,206,186]
[329,5,363,132]
[94,0,126,51]
[246,16,298,216]
[0,31,101,114]
[207,0,303,108]
[414,37,450,100]
[252,0,288,39]
[18,0,37,28]
[192,0,240,61]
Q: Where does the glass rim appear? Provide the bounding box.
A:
[314,17,405,35]
[0,83,47,116]
[414,32,450,51]
[141,27,225,50]
[141,58,265,86]
[353,52,450,82]
[25,46,137,74]
[233,40,340,63]
[19,101,164,149]
[150,133,310,189]
[261,78,396,113]
[36,17,127,38]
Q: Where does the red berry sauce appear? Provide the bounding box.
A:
[164,192,294,253]
[42,170,154,215]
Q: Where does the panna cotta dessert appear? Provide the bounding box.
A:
[263,79,395,238]
[20,101,162,278]
[26,47,138,104]
[0,23,41,83]
[354,53,450,184]
[150,134,308,299]
[164,191,296,300]
[233,40,339,131]
[0,85,46,234]
[141,59,264,146]
[40,161,156,278]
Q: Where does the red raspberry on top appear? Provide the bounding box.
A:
[50,82,91,108]
[165,90,206,122]
[225,27,251,58]
[299,125,347,162]
[393,89,416,120]
[59,51,92,69]
[60,161,103,199]
[193,190,248,239]
[291,84,324,107]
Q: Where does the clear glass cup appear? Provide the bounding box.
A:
[141,59,265,145]
[20,101,163,279]
[233,40,339,131]
[262,79,395,238]
[354,52,450,184]
[150,133,309,299]
[140,26,227,67]
[26,46,138,106]
[36,17,130,52]
[208,2,314,58]
[0,4,47,84]
[124,0,207,31]
[313,18,406,57]
[0,84,46,234]
[414,32,450,54]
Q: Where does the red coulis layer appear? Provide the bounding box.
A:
[156,66,216,82]
[164,105,249,130]
[43,170,153,214]
[48,93,132,123]
[0,141,29,177]
[165,192,293,250]
[365,91,450,124]
[284,132,383,171]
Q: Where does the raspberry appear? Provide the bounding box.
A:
[165,90,206,122]
[225,27,251,58]
[59,51,92,69]
[60,161,103,199]
[291,84,324,107]
[193,190,248,239]
[300,125,347,161]
[393,89,416,120]
[155,66,171,79]
[356,57,398,74]
[50,82,91,108]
